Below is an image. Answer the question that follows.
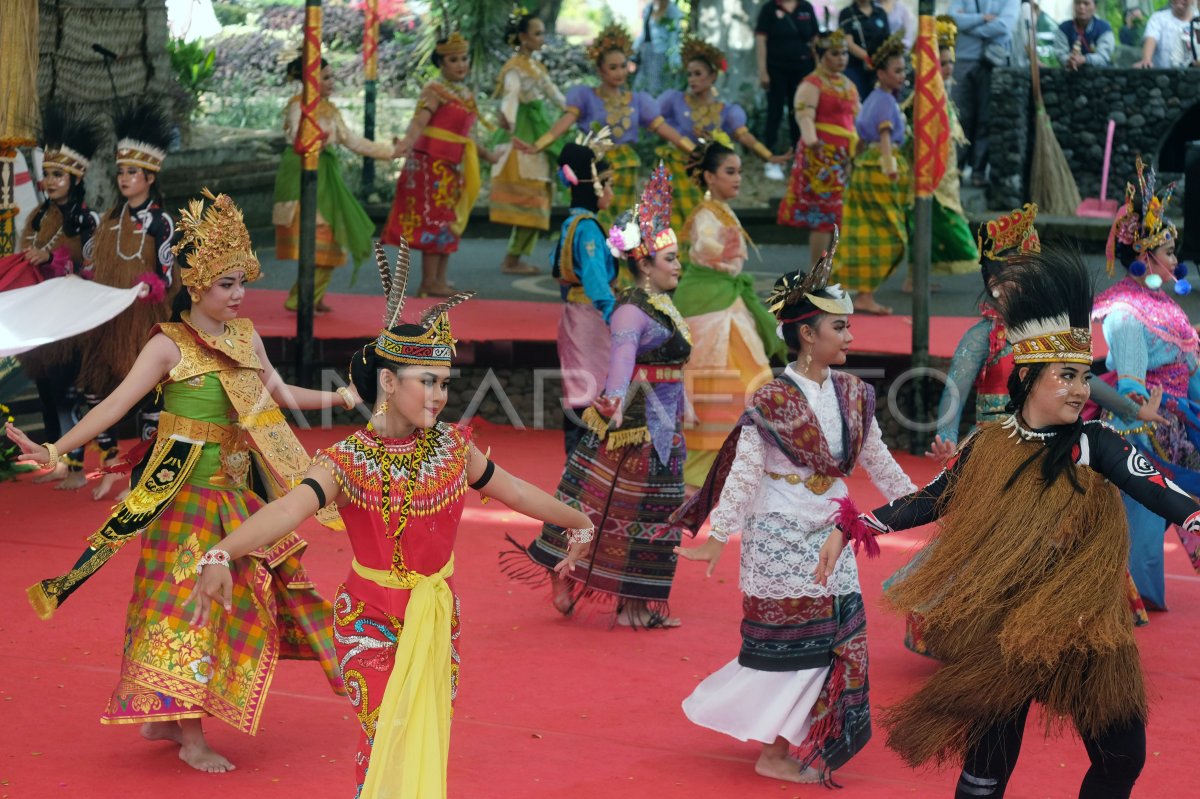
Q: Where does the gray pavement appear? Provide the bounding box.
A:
[249,227,1200,320]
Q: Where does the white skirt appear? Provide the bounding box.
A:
[682,658,830,746]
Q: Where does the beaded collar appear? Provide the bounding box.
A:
[1001,414,1056,441]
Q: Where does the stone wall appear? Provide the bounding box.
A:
[987,67,1200,212]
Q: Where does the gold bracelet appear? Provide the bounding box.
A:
[752,142,773,160]
[336,386,355,410]
[679,137,696,154]
[43,442,60,469]
[533,132,556,152]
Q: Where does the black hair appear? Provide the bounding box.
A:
[557,142,609,212]
[781,314,829,356]
[624,255,650,281]
[286,56,329,82]
[348,325,430,406]
[686,141,737,190]
[505,12,539,47]
[1003,363,1087,494]
[875,52,905,73]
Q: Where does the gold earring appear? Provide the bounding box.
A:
[802,351,813,374]
[373,399,389,418]
[188,291,199,303]
[703,189,712,201]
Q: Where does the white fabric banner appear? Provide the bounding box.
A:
[0,276,146,357]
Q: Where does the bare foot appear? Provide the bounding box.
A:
[141,721,184,745]
[754,752,821,783]
[416,285,455,298]
[55,471,88,491]
[501,260,539,276]
[92,472,124,501]
[179,741,236,773]
[32,462,67,484]
[549,572,574,616]
[852,299,893,315]
[616,602,681,629]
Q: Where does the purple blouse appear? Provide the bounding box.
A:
[656,90,748,140]
[606,303,685,464]
[855,87,905,146]
[565,86,661,146]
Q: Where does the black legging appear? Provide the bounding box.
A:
[955,702,1146,799]
[762,66,807,152]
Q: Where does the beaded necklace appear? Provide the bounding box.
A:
[1001,414,1056,441]
[684,91,722,137]
[115,202,150,261]
[597,86,633,139]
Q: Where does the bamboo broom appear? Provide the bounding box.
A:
[1026,2,1081,214]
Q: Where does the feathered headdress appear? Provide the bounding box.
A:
[41,103,102,179]
[871,32,907,68]
[935,15,958,54]
[681,36,726,73]
[978,203,1041,263]
[1105,155,1177,276]
[766,227,853,322]
[608,162,675,259]
[372,239,474,368]
[587,23,633,62]
[113,100,173,173]
[173,188,262,288]
[997,247,1094,366]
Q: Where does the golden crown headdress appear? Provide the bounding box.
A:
[935,15,958,52]
[587,23,634,62]
[767,226,853,322]
[978,203,1041,263]
[173,188,262,289]
[1105,155,1177,275]
[871,32,907,67]
[681,36,727,73]
[435,31,470,57]
[1009,323,1093,365]
[372,239,474,368]
[814,29,848,52]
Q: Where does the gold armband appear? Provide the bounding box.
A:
[752,141,773,160]
[679,137,696,154]
[648,115,666,132]
[533,132,556,152]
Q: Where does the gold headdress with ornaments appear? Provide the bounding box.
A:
[1105,155,1177,275]
[372,239,474,368]
[814,29,849,52]
[173,188,262,289]
[587,23,634,62]
[935,15,958,54]
[978,203,1041,263]
[681,36,727,73]
[871,32,907,68]
[435,31,470,57]
[767,226,853,321]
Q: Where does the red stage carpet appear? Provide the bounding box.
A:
[0,424,1192,798]
[243,289,1112,359]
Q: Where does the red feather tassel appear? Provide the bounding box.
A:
[829,495,881,559]
[135,272,166,303]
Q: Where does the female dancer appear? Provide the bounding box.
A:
[656,36,787,233]
[10,103,101,490]
[524,23,690,228]
[1093,156,1200,611]
[839,34,908,316]
[489,11,566,277]
[189,243,592,796]
[819,247,1200,798]
[675,141,785,489]
[552,134,617,454]
[674,247,916,784]
[503,166,693,628]
[10,191,349,773]
[77,101,178,500]
[385,32,496,297]
[777,29,861,268]
[274,57,399,313]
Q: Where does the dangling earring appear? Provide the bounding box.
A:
[373,399,389,418]
[802,351,813,375]
[703,189,712,201]
[188,290,199,303]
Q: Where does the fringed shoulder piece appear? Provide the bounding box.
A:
[315,421,472,536]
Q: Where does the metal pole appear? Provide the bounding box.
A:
[362,0,379,194]
[909,0,937,454]
[296,0,323,385]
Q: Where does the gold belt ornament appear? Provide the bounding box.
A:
[158,411,239,447]
[766,471,836,495]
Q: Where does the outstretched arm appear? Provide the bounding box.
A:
[188,463,340,624]
[254,332,360,413]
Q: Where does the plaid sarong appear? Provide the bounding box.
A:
[657,144,700,235]
[101,483,341,734]
[837,145,911,293]
[601,143,642,231]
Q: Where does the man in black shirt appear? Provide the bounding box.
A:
[839,0,891,99]
[755,0,819,179]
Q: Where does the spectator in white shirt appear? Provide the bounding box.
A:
[1135,0,1199,68]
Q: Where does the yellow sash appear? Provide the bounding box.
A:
[355,555,456,799]
[815,121,859,157]
[423,127,480,236]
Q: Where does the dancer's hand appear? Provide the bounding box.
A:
[23,247,49,266]
[1134,386,1169,425]
[5,422,50,465]
[925,435,956,463]
[769,153,792,165]
[189,566,234,627]
[555,540,589,576]
[674,535,725,577]
[392,136,413,159]
[592,394,623,429]
[512,137,535,154]
[813,528,845,586]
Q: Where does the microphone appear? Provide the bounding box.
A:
[92,43,119,60]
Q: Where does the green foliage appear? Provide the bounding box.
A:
[212,2,248,26]
[168,37,217,121]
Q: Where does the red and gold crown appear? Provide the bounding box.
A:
[371,240,473,368]
[587,23,633,62]
[626,162,676,259]
[435,31,470,57]
[1105,155,1177,274]
[871,32,907,67]
[681,36,726,73]
[978,203,1041,262]
[173,188,262,289]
